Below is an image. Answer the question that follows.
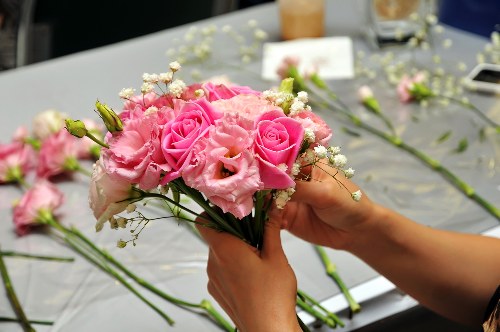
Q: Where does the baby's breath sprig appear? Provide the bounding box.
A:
[165,19,267,73]
[286,69,500,221]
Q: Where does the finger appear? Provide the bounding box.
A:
[261,217,287,262]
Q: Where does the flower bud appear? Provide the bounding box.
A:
[95,100,123,133]
[65,119,88,138]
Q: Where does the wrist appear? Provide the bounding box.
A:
[338,203,390,253]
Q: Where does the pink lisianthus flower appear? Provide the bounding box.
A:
[0,142,35,183]
[13,180,64,235]
[291,110,332,146]
[89,157,141,231]
[36,130,79,179]
[160,98,222,184]
[276,55,301,79]
[254,110,304,189]
[12,126,29,143]
[202,82,261,102]
[212,94,283,125]
[183,115,263,219]
[397,72,427,103]
[103,112,170,190]
[32,109,67,140]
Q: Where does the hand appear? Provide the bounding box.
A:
[196,218,302,332]
[273,164,381,250]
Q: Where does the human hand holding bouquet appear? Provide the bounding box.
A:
[66,62,359,330]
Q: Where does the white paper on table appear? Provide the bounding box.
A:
[261,36,354,81]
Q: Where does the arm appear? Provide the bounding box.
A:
[279,167,500,326]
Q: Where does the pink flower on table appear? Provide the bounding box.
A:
[397,72,426,103]
[89,157,140,231]
[183,115,263,219]
[13,180,64,236]
[202,82,261,102]
[160,98,222,184]
[212,94,282,125]
[277,55,301,79]
[291,110,332,146]
[36,130,79,179]
[0,142,35,183]
[254,110,304,189]
[12,126,29,142]
[103,112,170,190]
[32,109,67,140]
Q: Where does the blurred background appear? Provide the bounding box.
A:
[0,0,498,71]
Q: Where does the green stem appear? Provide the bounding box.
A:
[309,84,500,221]
[0,317,53,325]
[0,246,36,332]
[0,251,74,262]
[297,289,344,327]
[296,297,336,328]
[65,224,234,331]
[315,246,361,314]
[75,165,92,177]
[44,218,175,326]
[85,131,109,149]
[438,94,500,131]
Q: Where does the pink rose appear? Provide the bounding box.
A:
[212,94,282,124]
[202,82,261,102]
[13,180,64,235]
[160,98,222,184]
[183,116,263,219]
[36,130,79,179]
[292,111,332,146]
[103,112,169,190]
[254,110,304,189]
[89,158,140,231]
[0,142,35,183]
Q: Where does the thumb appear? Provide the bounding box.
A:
[261,217,287,262]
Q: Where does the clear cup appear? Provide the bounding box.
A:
[278,0,325,40]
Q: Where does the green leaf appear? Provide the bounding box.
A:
[435,130,452,144]
[479,127,486,142]
[453,138,468,153]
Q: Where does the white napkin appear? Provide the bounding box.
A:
[261,36,354,81]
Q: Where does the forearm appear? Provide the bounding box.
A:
[347,205,500,326]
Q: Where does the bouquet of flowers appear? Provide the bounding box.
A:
[66,62,359,329]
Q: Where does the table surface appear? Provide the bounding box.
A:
[0,2,499,332]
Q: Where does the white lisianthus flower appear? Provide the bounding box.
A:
[32,109,67,140]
